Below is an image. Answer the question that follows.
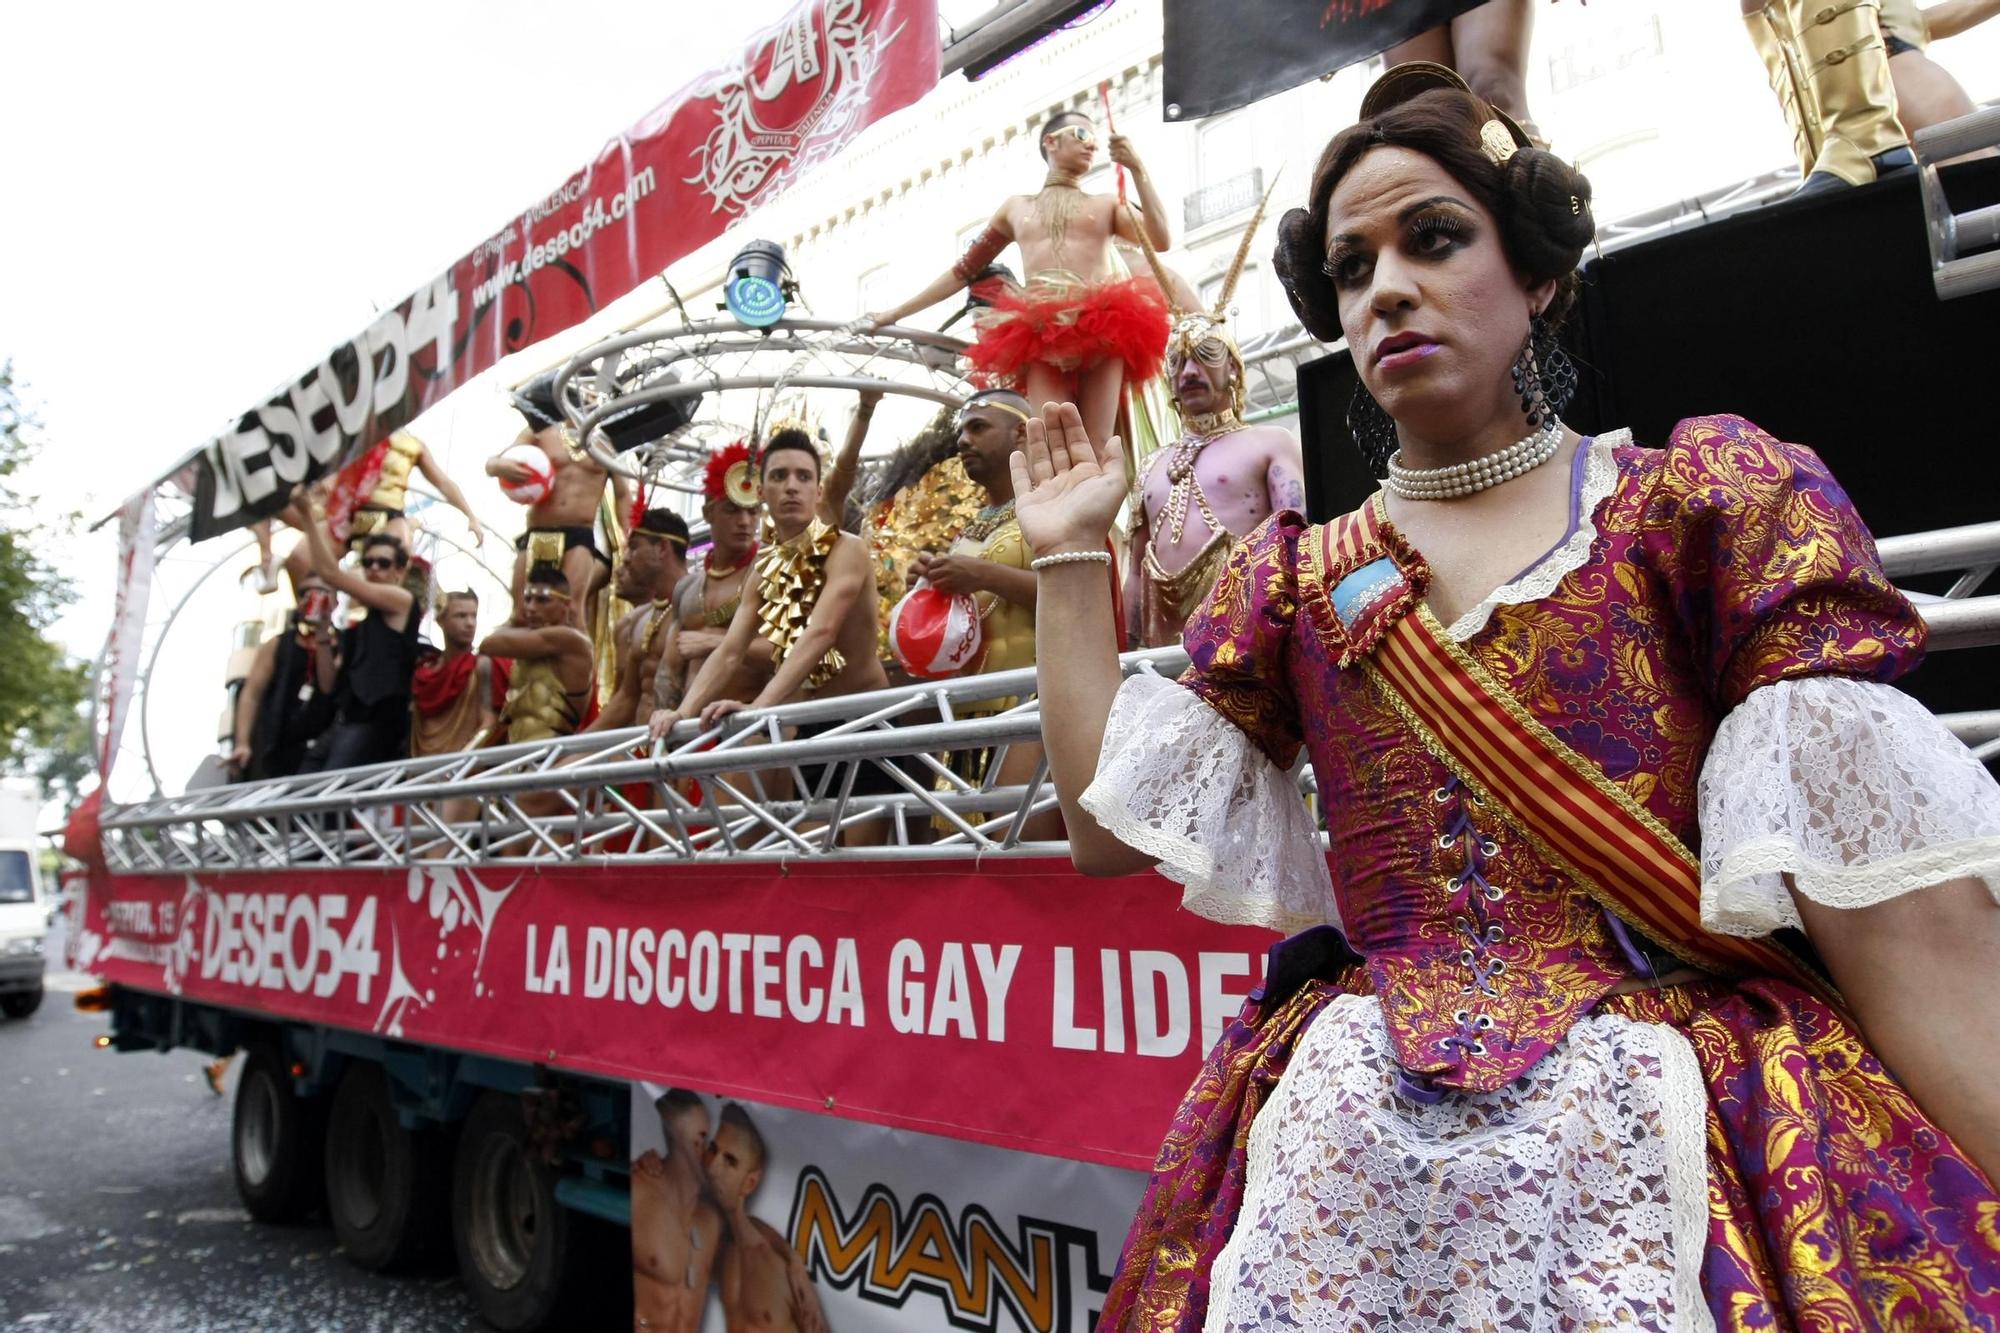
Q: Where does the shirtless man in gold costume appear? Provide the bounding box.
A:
[656,443,772,714]
[347,429,486,551]
[485,386,634,629]
[481,564,596,743]
[589,510,689,733]
[631,1089,722,1333]
[647,431,886,738]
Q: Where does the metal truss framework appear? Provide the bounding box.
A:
[101,519,2000,876]
[101,649,1192,874]
[552,317,977,489]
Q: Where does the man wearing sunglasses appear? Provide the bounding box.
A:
[865,110,1174,452]
[295,495,422,772]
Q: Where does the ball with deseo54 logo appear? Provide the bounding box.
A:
[889,582,983,679]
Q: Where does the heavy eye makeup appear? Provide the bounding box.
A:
[1324,207,1477,289]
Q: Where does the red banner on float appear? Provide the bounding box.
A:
[187,0,940,541]
[79,860,1278,1169]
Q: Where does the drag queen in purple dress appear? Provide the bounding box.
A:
[1011,63,2000,1332]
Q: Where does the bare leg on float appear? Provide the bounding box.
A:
[1450,0,1536,129]
[1889,51,1991,157]
[1382,23,1454,69]
[560,544,599,631]
[508,549,528,623]
[1075,359,1127,464]
[1022,362,1076,424]
[1383,2,1537,135]
[1793,878,2000,1186]
[251,520,278,592]
[282,540,314,599]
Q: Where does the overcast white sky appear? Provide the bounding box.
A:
[0,1,822,661]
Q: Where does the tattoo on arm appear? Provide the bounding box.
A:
[1270,461,1307,515]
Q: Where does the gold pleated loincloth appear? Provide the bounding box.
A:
[1142,532,1234,629]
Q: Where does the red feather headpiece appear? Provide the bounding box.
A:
[703,440,760,508]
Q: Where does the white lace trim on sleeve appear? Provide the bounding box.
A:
[1080,673,1336,933]
[1699,675,2000,936]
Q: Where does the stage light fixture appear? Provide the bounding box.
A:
[724,240,796,328]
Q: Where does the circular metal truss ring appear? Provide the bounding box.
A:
[553,316,978,481]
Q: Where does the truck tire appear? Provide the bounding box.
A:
[232,1046,325,1223]
[452,1091,596,1332]
[324,1062,452,1271]
[0,986,41,1018]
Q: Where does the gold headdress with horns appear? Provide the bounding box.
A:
[1127,171,1281,428]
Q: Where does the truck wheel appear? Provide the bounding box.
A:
[452,1091,590,1332]
[324,1062,452,1271]
[0,987,41,1018]
[232,1046,325,1223]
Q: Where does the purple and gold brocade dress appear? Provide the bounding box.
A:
[1083,417,2000,1331]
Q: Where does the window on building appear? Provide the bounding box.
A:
[1548,15,1664,94]
[1185,113,1264,232]
[856,264,895,316]
[1200,262,1274,339]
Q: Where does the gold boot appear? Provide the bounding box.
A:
[1746,0,1823,179]
[1745,0,1909,186]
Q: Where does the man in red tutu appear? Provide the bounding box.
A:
[866,111,1173,449]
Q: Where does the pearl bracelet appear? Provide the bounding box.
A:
[1030,549,1113,571]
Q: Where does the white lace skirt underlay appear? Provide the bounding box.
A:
[1080,673,1335,933]
[1205,994,1716,1333]
[1699,676,2000,936]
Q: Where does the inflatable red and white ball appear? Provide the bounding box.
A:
[496,444,552,506]
[889,583,983,679]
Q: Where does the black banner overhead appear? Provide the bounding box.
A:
[1162,0,1484,122]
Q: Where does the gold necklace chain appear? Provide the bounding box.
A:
[1162,423,1238,544]
[1035,169,1086,263]
[961,498,1017,545]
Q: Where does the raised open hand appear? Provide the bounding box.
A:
[1009,402,1128,557]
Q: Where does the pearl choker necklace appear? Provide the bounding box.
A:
[1385,420,1562,501]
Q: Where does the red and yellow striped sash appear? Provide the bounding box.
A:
[1320,505,1825,992]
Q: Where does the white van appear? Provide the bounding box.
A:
[0,780,46,1019]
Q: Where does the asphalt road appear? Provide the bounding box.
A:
[0,972,479,1332]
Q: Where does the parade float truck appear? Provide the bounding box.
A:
[63,0,2000,1326]
[72,658,1290,1331]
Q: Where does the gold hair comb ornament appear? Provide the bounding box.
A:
[1480,119,1518,167]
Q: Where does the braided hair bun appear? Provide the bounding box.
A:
[1273,88,1596,341]
[1498,147,1594,320]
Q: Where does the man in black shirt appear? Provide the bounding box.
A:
[297,492,420,771]
[227,573,338,782]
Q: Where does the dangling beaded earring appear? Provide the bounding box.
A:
[1345,382,1398,476]
[1510,313,1577,429]
[1510,326,1548,429]
[1532,313,1578,418]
